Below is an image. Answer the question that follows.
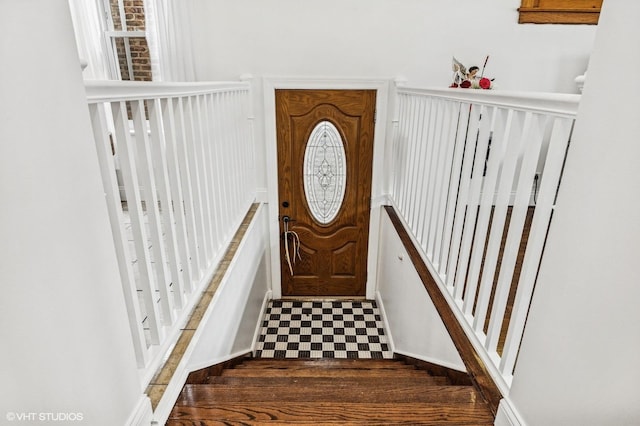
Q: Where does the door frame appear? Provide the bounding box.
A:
[263,77,392,299]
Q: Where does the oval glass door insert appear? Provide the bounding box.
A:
[303,120,347,224]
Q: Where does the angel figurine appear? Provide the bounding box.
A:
[450,56,493,89]
[450,57,468,87]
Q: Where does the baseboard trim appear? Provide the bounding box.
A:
[251,290,273,355]
[495,398,526,426]
[393,350,468,376]
[150,366,189,425]
[374,291,395,353]
[126,395,153,426]
[186,350,254,383]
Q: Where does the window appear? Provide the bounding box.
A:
[303,121,347,225]
[518,0,602,25]
[101,0,153,81]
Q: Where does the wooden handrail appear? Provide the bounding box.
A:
[384,205,502,415]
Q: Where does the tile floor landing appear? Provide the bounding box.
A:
[255,300,393,359]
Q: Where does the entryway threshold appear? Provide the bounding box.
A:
[255,300,392,359]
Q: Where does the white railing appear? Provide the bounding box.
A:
[390,86,578,392]
[86,80,255,384]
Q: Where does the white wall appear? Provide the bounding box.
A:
[188,205,270,369]
[501,1,640,425]
[187,0,594,93]
[0,1,148,425]
[231,248,271,354]
[377,211,465,371]
[185,0,596,192]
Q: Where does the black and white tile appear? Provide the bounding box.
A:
[255,300,392,359]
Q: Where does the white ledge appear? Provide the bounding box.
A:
[84,80,250,103]
[397,87,580,118]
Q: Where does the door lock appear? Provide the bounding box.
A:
[281,215,295,223]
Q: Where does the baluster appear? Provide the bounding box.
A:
[231,91,244,212]
[415,98,436,245]
[243,89,255,204]
[399,93,413,211]
[89,103,148,367]
[407,95,423,226]
[236,91,248,209]
[215,92,227,231]
[399,95,417,216]
[391,93,406,204]
[430,101,459,266]
[438,102,470,277]
[219,92,234,219]
[472,111,528,333]
[452,105,494,301]
[111,100,162,344]
[422,99,449,251]
[407,97,428,234]
[193,95,214,262]
[212,93,231,238]
[202,93,222,253]
[445,104,481,291]
[160,98,194,294]
[174,97,202,278]
[462,108,510,318]
[244,89,256,203]
[208,93,225,252]
[234,90,247,207]
[131,99,175,325]
[147,98,186,309]
[500,117,574,376]
[183,97,208,269]
[485,113,550,353]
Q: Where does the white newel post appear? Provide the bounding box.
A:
[0,1,150,425]
[499,2,640,425]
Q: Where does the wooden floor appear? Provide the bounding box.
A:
[168,358,494,425]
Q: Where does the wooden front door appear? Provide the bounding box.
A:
[276,89,376,297]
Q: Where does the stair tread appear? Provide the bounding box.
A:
[220,367,432,378]
[173,355,491,423]
[168,422,493,426]
[168,402,494,424]
[234,363,416,371]
[220,370,432,377]
[246,358,407,368]
[177,383,480,403]
[235,364,415,371]
[205,375,450,386]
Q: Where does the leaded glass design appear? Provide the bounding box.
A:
[303,121,347,225]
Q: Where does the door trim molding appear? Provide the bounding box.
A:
[263,77,392,299]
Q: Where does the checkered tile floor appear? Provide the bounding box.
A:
[255,300,392,359]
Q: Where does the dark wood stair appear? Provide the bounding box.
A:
[167,357,495,425]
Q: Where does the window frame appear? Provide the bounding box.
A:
[100,0,149,81]
[518,0,602,25]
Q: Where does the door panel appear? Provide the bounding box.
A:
[276,89,376,297]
